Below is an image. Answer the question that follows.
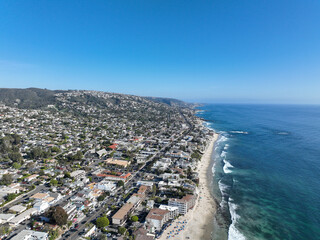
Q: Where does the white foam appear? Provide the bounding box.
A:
[228,200,246,240]
[211,162,216,176]
[223,159,234,174]
[220,135,228,142]
[230,131,249,134]
[218,179,228,195]
[277,131,289,135]
[221,150,227,158]
[224,144,229,150]
[218,180,228,208]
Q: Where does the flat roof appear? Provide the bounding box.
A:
[112,203,134,220]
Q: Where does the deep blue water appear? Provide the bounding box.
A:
[196,104,320,240]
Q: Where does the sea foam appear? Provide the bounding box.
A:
[228,200,246,240]
[223,160,234,174]
[230,130,249,134]
[218,180,229,208]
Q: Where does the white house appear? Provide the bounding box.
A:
[95,180,117,192]
[34,201,50,213]
[11,230,48,240]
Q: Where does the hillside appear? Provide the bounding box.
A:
[0,88,192,109]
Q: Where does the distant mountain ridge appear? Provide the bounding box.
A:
[0,88,193,109]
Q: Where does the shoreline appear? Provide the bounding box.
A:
[159,133,219,240]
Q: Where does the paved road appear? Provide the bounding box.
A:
[1,185,47,213]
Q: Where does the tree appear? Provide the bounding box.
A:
[97,192,107,202]
[0,225,10,236]
[51,146,61,153]
[64,172,71,179]
[50,179,58,186]
[131,215,138,222]
[48,229,59,240]
[12,162,21,169]
[0,174,13,185]
[9,152,22,163]
[29,147,44,159]
[97,234,107,240]
[118,226,127,235]
[5,193,17,202]
[96,217,109,228]
[47,206,68,226]
[117,181,124,187]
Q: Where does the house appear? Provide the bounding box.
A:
[9,204,27,213]
[9,208,38,226]
[146,208,170,231]
[168,194,196,215]
[25,174,39,182]
[34,201,50,213]
[108,144,118,150]
[104,158,130,168]
[133,227,155,240]
[112,203,134,225]
[0,186,20,194]
[70,170,86,180]
[136,181,154,188]
[11,230,48,240]
[0,213,15,224]
[95,180,117,192]
[31,192,49,201]
[97,149,107,158]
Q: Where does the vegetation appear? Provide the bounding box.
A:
[118,226,127,235]
[131,215,138,222]
[46,206,68,226]
[96,217,109,228]
[0,174,13,186]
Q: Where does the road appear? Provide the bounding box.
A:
[1,184,47,213]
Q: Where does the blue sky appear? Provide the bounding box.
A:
[1,0,320,104]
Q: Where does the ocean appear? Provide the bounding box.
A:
[196,104,320,240]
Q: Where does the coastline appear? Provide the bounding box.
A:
[159,132,219,240]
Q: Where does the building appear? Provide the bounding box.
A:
[112,203,134,225]
[9,208,38,226]
[9,204,27,213]
[146,208,170,231]
[133,227,155,240]
[104,158,130,168]
[33,201,50,213]
[159,205,179,219]
[70,170,86,180]
[137,185,150,197]
[24,174,39,182]
[95,171,131,182]
[136,181,154,188]
[168,194,196,215]
[0,213,15,224]
[95,180,117,192]
[11,230,48,240]
[31,192,49,201]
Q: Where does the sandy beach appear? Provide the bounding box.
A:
[159,133,219,240]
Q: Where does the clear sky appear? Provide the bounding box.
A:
[1,0,320,104]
